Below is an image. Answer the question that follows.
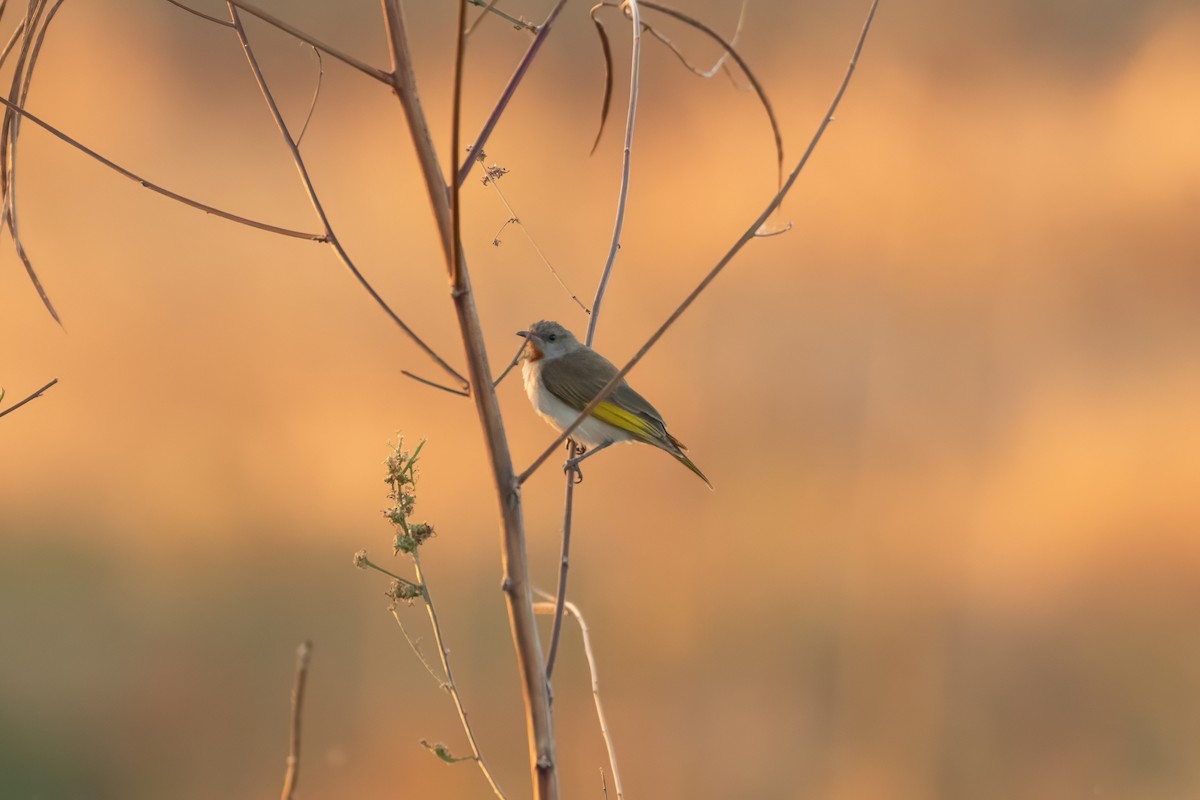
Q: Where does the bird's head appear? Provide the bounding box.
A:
[516,320,580,361]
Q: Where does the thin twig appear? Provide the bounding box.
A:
[400,370,470,397]
[464,0,499,38]
[0,377,57,419]
[163,0,233,27]
[279,640,312,800]
[0,97,324,241]
[455,0,569,188]
[295,47,323,147]
[466,0,539,34]
[228,3,468,391]
[544,444,579,680]
[449,0,467,289]
[584,0,641,347]
[645,0,746,79]
[404,338,523,396]
[479,154,589,314]
[412,551,508,800]
[520,0,881,482]
[389,606,451,686]
[533,596,624,800]
[491,339,527,388]
[222,0,391,83]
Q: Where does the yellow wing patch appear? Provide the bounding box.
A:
[592,401,659,443]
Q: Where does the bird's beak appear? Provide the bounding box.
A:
[516,329,543,360]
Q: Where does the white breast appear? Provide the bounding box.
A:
[522,357,633,448]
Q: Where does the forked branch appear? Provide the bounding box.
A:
[379,1,558,797]
[227,3,468,390]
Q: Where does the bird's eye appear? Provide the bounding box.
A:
[548,334,557,341]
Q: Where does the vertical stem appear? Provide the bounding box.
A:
[584,0,641,347]
[547,0,643,688]
[544,444,578,679]
[449,0,466,289]
[279,640,312,800]
[380,3,558,798]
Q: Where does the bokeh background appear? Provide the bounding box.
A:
[3,0,1199,798]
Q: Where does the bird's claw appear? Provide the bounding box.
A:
[563,457,584,484]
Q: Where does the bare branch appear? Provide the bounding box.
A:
[533,596,624,800]
[584,0,641,348]
[221,0,391,83]
[0,377,57,420]
[402,338,525,398]
[400,370,470,397]
[464,0,499,38]
[455,0,569,188]
[279,640,312,800]
[544,442,580,680]
[228,3,468,390]
[465,0,540,35]
[163,0,233,28]
[0,16,29,71]
[295,46,323,147]
[449,0,467,289]
[0,96,324,241]
[519,0,882,482]
[491,339,527,388]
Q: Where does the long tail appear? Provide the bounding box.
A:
[665,434,713,490]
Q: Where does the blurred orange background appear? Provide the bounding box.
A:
[3,0,1200,798]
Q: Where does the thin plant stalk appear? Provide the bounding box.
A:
[544,443,578,679]
[584,0,641,347]
[412,551,508,800]
[533,597,624,800]
[0,376,57,419]
[279,640,312,800]
[544,0,639,681]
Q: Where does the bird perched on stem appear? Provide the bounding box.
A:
[517,320,712,488]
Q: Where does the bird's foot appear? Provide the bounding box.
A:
[562,456,584,485]
[562,440,586,483]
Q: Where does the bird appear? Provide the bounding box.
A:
[517,320,712,488]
